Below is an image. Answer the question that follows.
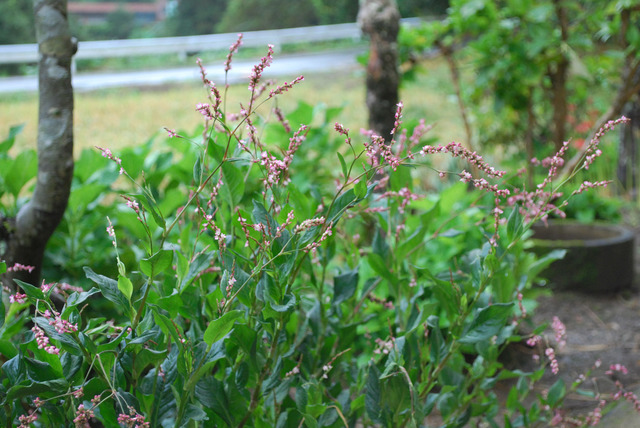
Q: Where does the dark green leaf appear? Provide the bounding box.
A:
[365,365,383,424]
[506,205,523,241]
[180,251,215,291]
[13,279,44,300]
[84,267,132,317]
[252,200,278,237]
[459,303,514,345]
[333,268,358,306]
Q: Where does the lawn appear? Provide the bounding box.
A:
[0,56,465,156]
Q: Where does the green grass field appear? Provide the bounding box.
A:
[0,57,464,156]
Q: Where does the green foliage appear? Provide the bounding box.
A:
[0,0,35,44]
[0,44,628,427]
[400,0,638,152]
[216,0,319,32]
[71,8,137,41]
[164,0,229,36]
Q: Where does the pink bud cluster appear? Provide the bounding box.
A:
[304,222,333,252]
[199,208,226,250]
[334,122,352,146]
[7,263,35,273]
[73,403,94,427]
[606,363,629,376]
[507,188,565,224]
[551,316,566,349]
[248,44,274,92]
[391,102,403,136]
[17,411,38,428]
[96,146,124,174]
[32,324,59,355]
[259,125,309,188]
[294,217,325,234]
[613,381,640,413]
[364,134,401,171]
[268,75,304,98]
[275,211,295,239]
[377,187,420,214]
[224,34,243,73]
[582,117,629,170]
[9,292,27,304]
[572,180,612,195]
[419,142,506,178]
[545,347,559,375]
[374,337,394,355]
[273,107,291,133]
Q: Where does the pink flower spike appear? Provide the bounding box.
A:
[224,33,243,72]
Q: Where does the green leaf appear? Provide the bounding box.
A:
[118,275,133,301]
[547,379,566,407]
[140,249,173,277]
[84,267,132,317]
[179,403,208,427]
[203,310,243,346]
[13,279,45,300]
[0,123,24,153]
[365,364,383,424]
[193,153,202,184]
[6,379,68,401]
[180,251,215,291]
[252,200,278,237]
[332,268,358,306]
[459,303,514,345]
[221,162,245,206]
[506,205,523,241]
[4,149,37,197]
[337,152,348,179]
[142,192,166,230]
[354,179,367,199]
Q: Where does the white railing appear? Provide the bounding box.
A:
[0,18,424,65]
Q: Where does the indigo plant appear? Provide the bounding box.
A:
[1,36,637,427]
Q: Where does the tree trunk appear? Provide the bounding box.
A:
[549,0,569,151]
[617,91,640,199]
[358,0,400,141]
[1,0,75,289]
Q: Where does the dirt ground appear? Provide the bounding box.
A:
[528,290,640,422]
[507,218,640,425]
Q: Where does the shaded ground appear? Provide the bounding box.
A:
[530,290,640,423]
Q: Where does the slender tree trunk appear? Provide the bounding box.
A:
[358,0,400,141]
[617,96,639,199]
[1,0,76,289]
[549,0,569,151]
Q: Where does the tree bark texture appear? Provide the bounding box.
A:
[1,0,75,288]
[549,0,570,151]
[358,0,400,142]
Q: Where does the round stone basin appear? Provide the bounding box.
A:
[531,221,635,293]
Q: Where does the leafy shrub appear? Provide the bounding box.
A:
[0,40,635,427]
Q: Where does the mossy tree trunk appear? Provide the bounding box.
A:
[358,0,400,142]
[1,0,75,289]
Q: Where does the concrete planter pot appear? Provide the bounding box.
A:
[531,221,635,292]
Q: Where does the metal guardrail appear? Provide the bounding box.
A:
[0,18,424,65]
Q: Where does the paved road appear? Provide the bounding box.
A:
[0,48,364,94]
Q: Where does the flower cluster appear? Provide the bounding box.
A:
[32,324,59,355]
[420,142,506,178]
[268,75,304,98]
[7,263,35,273]
[224,33,243,73]
[73,404,94,428]
[9,292,27,304]
[582,117,629,170]
[248,44,274,92]
[96,146,124,174]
